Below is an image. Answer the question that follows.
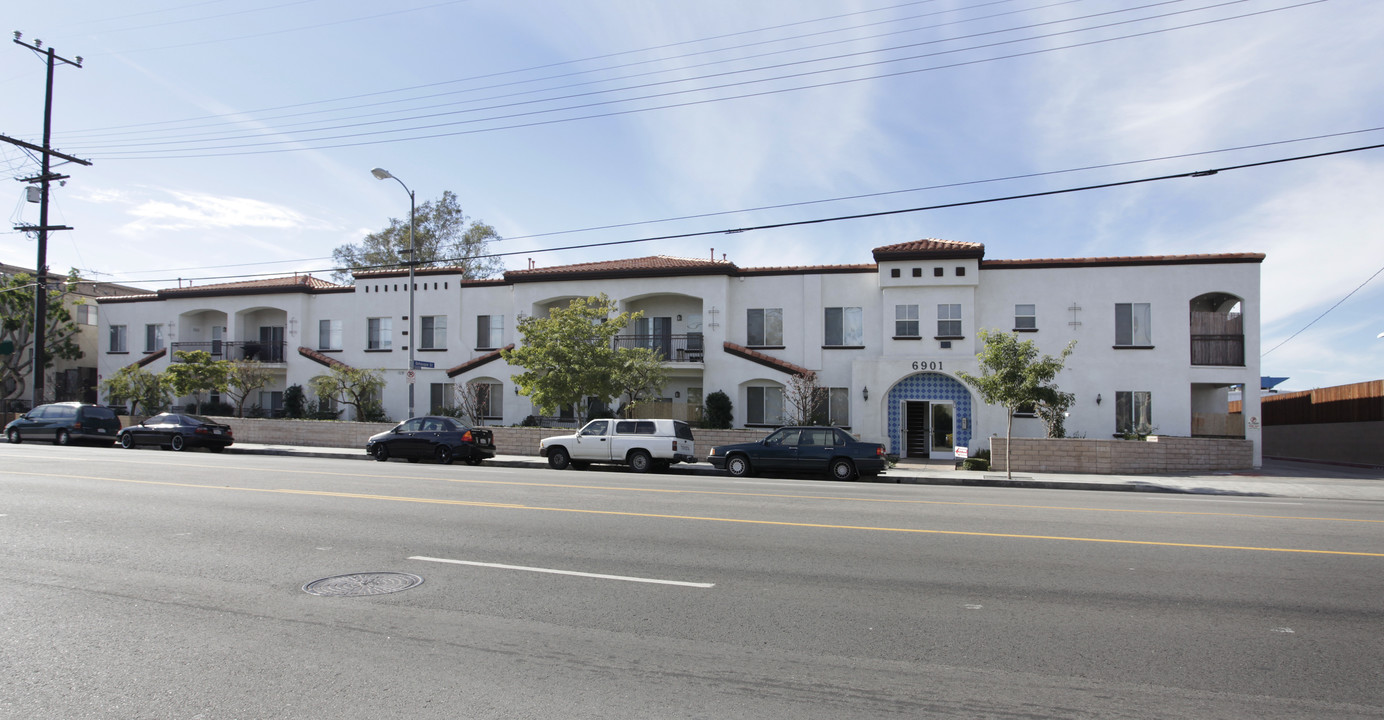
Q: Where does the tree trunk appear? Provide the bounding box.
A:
[1005,410,1014,480]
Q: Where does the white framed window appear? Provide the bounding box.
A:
[1014,304,1036,330]
[76,304,97,326]
[318,320,342,351]
[429,383,454,413]
[1115,303,1152,346]
[826,387,849,427]
[420,315,447,350]
[109,324,127,353]
[367,317,392,350]
[1116,391,1153,434]
[746,385,784,425]
[472,381,503,420]
[477,315,503,349]
[144,324,164,352]
[747,308,783,346]
[824,307,863,346]
[895,304,919,337]
[937,304,962,337]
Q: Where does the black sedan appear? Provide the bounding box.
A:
[366,416,495,465]
[707,426,887,481]
[119,413,234,452]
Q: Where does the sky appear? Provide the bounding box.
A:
[2,0,1382,392]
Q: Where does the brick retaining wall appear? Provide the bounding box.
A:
[989,436,1253,474]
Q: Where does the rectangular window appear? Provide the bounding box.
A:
[827,387,849,427]
[477,315,503,349]
[144,324,164,352]
[367,317,392,350]
[824,307,863,346]
[937,304,962,337]
[318,319,342,350]
[747,308,783,346]
[429,383,454,414]
[1115,303,1152,346]
[471,381,503,420]
[109,325,127,353]
[420,315,447,350]
[746,385,784,425]
[1116,391,1153,434]
[76,304,97,325]
[1015,304,1036,330]
[895,304,919,337]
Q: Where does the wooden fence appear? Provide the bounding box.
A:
[1234,380,1384,425]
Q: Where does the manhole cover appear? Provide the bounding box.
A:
[303,572,424,597]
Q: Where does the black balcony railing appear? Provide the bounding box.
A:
[612,333,704,362]
[171,340,286,363]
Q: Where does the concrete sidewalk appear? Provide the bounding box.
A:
[224,442,1384,502]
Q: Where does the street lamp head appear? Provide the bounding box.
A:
[370,167,393,181]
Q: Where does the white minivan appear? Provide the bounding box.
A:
[539,418,696,472]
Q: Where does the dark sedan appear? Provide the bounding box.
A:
[119,413,234,452]
[366,416,495,465]
[707,426,887,481]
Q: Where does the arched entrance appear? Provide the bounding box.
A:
[886,372,974,459]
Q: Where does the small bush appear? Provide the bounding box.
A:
[704,390,733,429]
[962,458,990,471]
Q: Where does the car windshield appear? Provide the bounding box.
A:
[185,415,214,425]
[85,407,117,420]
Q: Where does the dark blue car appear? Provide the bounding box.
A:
[707,426,887,481]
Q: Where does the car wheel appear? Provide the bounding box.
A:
[726,454,752,477]
[7,428,22,444]
[830,458,858,481]
[435,445,454,465]
[628,450,653,473]
[120,433,134,449]
[547,447,570,470]
[464,457,483,466]
[170,435,186,451]
[372,444,390,462]
[54,429,71,446]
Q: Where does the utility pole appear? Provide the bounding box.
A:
[5,32,88,409]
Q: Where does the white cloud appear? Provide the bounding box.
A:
[118,191,313,236]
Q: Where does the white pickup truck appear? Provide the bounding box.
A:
[539,418,696,472]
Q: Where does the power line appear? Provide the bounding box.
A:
[1262,263,1384,357]
[95,140,1384,285]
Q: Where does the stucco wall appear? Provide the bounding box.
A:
[990,436,1254,474]
[1263,422,1384,467]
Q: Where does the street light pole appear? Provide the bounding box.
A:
[371,168,416,420]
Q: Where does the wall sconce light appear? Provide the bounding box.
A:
[513,385,519,395]
[1096,393,1102,405]
[862,386,869,402]
[674,391,681,398]
[676,314,682,321]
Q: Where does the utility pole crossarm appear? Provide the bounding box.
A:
[0,134,90,166]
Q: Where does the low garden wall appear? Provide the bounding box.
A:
[132,416,769,461]
[989,436,1254,474]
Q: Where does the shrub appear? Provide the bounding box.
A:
[962,458,990,471]
[704,390,733,429]
[283,385,306,419]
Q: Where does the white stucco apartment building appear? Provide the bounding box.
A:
[96,239,1264,465]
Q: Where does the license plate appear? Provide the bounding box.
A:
[480,438,490,445]
[213,429,222,435]
[97,429,107,434]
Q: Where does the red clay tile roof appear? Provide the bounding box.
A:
[872,239,985,262]
[446,344,515,378]
[298,346,352,370]
[101,274,351,303]
[981,253,1266,269]
[722,342,811,377]
[737,263,876,276]
[506,256,737,282]
[351,266,501,282]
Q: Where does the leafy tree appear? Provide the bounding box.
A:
[703,390,733,429]
[282,384,307,419]
[332,190,504,284]
[956,330,1075,480]
[162,350,229,414]
[224,360,274,418]
[309,365,387,422]
[502,294,658,418]
[1035,385,1077,439]
[1,269,84,407]
[100,365,171,416]
[784,371,825,426]
[612,347,668,418]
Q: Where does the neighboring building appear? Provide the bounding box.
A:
[95,240,1264,464]
[1,263,145,409]
[1232,379,1383,467]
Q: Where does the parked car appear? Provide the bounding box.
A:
[4,402,122,446]
[366,416,495,465]
[707,426,887,481]
[539,418,696,472]
[119,413,234,452]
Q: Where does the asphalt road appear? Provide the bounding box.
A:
[3,443,1382,719]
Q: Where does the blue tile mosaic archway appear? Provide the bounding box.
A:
[885,373,974,457]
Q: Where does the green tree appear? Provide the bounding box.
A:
[1,269,84,406]
[612,347,668,418]
[1035,385,1077,439]
[502,294,657,418]
[309,365,387,422]
[956,330,1075,479]
[332,190,504,284]
[282,384,307,419]
[162,350,229,414]
[100,364,171,416]
[224,360,274,418]
[703,390,733,429]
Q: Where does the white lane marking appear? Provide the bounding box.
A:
[1139,497,1304,505]
[1271,627,1295,634]
[409,556,715,588]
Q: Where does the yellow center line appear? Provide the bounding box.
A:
[8,453,1379,525]
[12,471,1384,558]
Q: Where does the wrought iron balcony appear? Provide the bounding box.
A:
[170,340,287,363]
[611,333,704,363]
